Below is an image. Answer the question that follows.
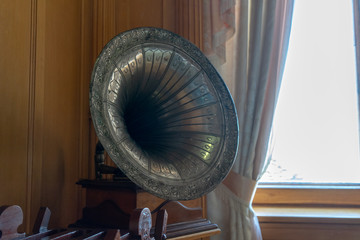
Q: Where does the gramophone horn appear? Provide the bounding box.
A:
[90,27,238,200]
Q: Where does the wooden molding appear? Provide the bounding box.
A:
[175,0,203,50]
[26,0,38,232]
[78,0,95,218]
[93,0,116,57]
[31,0,46,233]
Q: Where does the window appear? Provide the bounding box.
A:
[260,0,360,185]
[252,2,360,238]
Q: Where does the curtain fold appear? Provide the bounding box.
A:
[353,0,360,136]
[205,0,294,239]
[203,0,236,67]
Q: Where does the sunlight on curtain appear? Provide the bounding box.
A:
[261,0,360,183]
[203,0,236,67]
[205,0,294,239]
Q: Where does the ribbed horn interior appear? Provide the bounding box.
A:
[90,28,238,200]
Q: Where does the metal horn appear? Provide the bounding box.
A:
[90,27,238,200]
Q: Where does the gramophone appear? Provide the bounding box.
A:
[87,27,239,238]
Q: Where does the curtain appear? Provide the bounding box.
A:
[353,0,360,130]
[204,0,294,239]
[203,0,236,67]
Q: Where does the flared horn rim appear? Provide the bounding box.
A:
[90,27,238,200]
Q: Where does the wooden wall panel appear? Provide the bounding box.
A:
[0,0,92,231]
[79,0,95,205]
[175,0,203,50]
[92,0,116,58]
[162,0,176,32]
[115,0,164,33]
[0,0,32,231]
[0,0,204,233]
[31,0,84,229]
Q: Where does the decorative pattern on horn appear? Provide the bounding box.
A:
[90,27,238,200]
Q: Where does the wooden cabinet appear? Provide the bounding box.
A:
[75,179,206,229]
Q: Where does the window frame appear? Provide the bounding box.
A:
[253,0,360,209]
[252,183,360,239]
[253,183,360,207]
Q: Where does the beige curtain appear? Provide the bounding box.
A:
[204,0,294,239]
[353,0,360,128]
[203,0,236,67]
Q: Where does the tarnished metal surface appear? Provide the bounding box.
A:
[90,27,238,200]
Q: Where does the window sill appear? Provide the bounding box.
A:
[253,205,360,240]
[254,205,360,224]
[253,184,360,206]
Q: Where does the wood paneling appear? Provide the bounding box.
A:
[32,0,84,229]
[79,0,95,211]
[175,0,203,50]
[0,0,204,233]
[1,0,92,231]
[0,0,32,232]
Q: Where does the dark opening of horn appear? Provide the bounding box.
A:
[123,94,167,156]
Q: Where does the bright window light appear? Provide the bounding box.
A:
[260,0,360,183]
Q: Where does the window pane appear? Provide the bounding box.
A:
[260,0,360,183]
